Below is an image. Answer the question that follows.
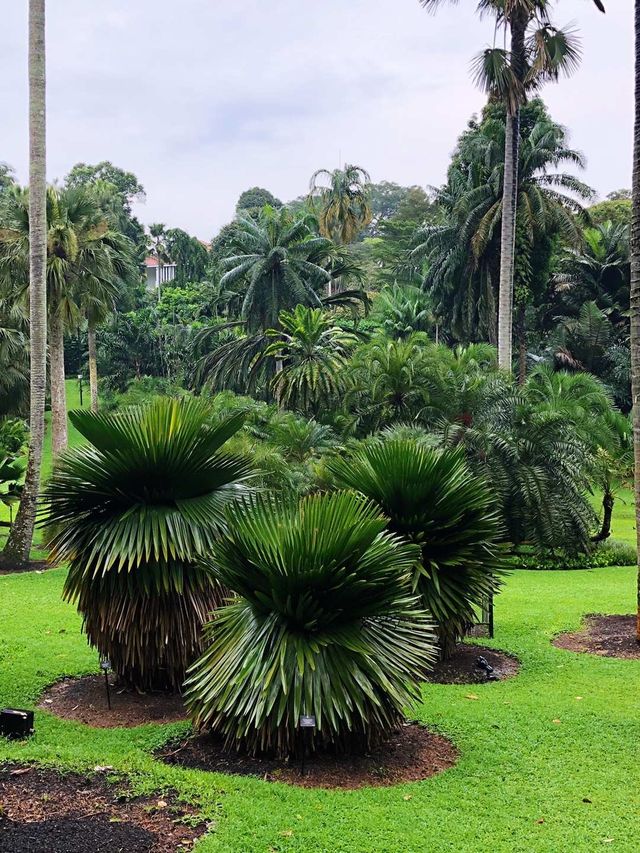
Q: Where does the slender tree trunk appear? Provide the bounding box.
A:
[632,0,640,643]
[516,301,527,385]
[87,320,99,412]
[592,487,614,543]
[49,309,68,456]
[2,0,47,565]
[497,15,526,372]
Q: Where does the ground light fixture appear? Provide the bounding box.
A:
[0,708,34,739]
[77,373,83,407]
[299,714,316,775]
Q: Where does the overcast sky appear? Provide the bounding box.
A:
[1,1,633,239]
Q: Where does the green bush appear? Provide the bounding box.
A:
[185,492,436,758]
[41,397,253,691]
[328,440,504,657]
[508,539,636,570]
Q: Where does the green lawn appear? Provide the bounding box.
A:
[0,564,638,851]
[1,385,639,851]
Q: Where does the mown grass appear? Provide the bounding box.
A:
[0,383,639,850]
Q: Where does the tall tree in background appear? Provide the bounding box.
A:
[420,0,604,372]
[2,0,47,565]
[631,0,640,642]
[309,165,372,246]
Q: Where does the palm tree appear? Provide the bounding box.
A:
[414,105,592,350]
[264,306,359,416]
[1,0,47,566]
[308,164,372,246]
[329,441,503,658]
[147,223,170,294]
[219,206,332,332]
[185,491,436,757]
[420,0,604,371]
[631,0,640,642]
[41,398,254,690]
[0,186,134,454]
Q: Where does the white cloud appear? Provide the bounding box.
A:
[1,0,632,238]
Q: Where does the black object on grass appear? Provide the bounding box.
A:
[475,656,499,681]
[0,708,34,739]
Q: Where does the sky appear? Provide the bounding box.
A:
[1,1,634,240]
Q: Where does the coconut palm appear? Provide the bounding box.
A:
[264,306,359,416]
[185,491,436,757]
[308,164,372,247]
[1,0,47,566]
[0,299,29,416]
[420,0,603,371]
[41,397,253,691]
[329,441,503,657]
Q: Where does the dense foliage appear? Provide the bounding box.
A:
[185,491,436,756]
[41,398,253,690]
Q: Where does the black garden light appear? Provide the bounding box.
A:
[100,655,112,710]
[299,714,316,775]
[77,374,83,407]
[0,708,34,740]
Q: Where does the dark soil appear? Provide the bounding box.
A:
[553,614,640,659]
[157,723,458,790]
[426,643,520,684]
[0,765,206,853]
[38,676,187,728]
[0,559,51,576]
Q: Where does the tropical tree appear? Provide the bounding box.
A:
[1,0,47,566]
[374,284,434,339]
[420,0,604,371]
[554,221,630,330]
[41,398,253,690]
[0,185,135,453]
[414,102,592,349]
[264,306,359,416]
[309,164,372,249]
[0,299,29,416]
[329,441,503,657]
[631,0,640,642]
[185,491,436,757]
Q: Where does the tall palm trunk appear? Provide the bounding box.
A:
[632,0,640,643]
[497,13,527,372]
[87,320,99,412]
[49,307,68,456]
[2,0,47,565]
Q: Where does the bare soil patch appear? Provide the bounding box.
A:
[39,676,187,728]
[553,614,640,659]
[426,643,520,684]
[0,765,206,853]
[157,723,458,790]
[0,558,51,576]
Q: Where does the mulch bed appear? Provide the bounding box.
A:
[0,559,51,576]
[157,724,458,790]
[38,676,187,728]
[553,614,640,659]
[0,765,206,853]
[426,643,520,684]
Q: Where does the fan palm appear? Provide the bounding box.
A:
[328,441,504,657]
[185,491,436,757]
[41,397,253,691]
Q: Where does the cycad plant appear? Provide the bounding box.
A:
[41,397,253,691]
[185,491,436,757]
[328,441,503,657]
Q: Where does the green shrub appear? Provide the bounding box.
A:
[509,539,636,570]
[41,397,253,691]
[185,491,436,758]
[328,440,504,657]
